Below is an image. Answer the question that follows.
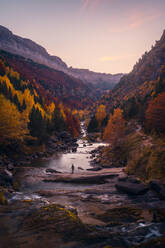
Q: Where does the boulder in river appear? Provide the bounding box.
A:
[44,171,118,184]
[46,168,62,174]
[87,167,102,171]
[115,179,149,195]
[72,147,77,152]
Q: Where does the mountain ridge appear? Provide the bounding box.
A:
[0,49,96,109]
[99,29,165,113]
[0,25,123,91]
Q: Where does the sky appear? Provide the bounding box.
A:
[0,0,165,74]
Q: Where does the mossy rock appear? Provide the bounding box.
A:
[96,206,142,224]
[23,204,89,242]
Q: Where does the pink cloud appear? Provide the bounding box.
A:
[110,10,162,33]
[80,0,103,11]
[81,0,89,10]
[129,11,161,29]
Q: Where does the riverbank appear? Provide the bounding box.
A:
[0,130,79,193]
[1,125,165,247]
[1,165,165,248]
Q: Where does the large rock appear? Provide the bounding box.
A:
[72,147,77,152]
[46,168,62,174]
[44,171,118,184]
[87,167,102,171]
[115,180,149,195]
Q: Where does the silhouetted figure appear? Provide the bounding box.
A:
[71,164,74,174]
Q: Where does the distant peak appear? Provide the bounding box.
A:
[0,25,12,36]
[160,29,165,43]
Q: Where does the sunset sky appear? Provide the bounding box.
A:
[0,0,165,74]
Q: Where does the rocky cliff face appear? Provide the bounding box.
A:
[99,29,165,112]
[0,25,123,90]
[111,29,165,98]
[0,25,67,71]
[68,67,123,89]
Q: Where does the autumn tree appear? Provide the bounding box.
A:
[145,92,165,133]
[65,110,80,137]
[103,108,126,147]
[0,57,82,147]
[46,102,55,115]
[95,104,106,127]
[0,94,28,144]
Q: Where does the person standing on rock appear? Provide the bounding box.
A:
[71,164,74,174]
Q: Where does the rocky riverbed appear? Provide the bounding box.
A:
[1,166,165,248]
[1,127,165,247]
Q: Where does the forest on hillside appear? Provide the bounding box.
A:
[87,31,165,183]
[0,57,81,156]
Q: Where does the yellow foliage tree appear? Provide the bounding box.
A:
[95,104,106,127]
[0,75,14,92]
[103,108,126,147]
[59,103,66,120]
[8,68,20,80]
[0,94,28,144]
[46,102,55,116]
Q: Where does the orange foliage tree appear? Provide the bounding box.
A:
[146,92,165,133]
[103,108,126,147]
[65,110,80,137]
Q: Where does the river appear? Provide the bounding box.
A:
[13,124,108,195]
[4,125,165,247]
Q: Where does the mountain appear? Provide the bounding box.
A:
[0,25,123,92]
[86,30,165,184]
[0,55,81,149]
[99,29,165,117]
[0,50,96,109]
[68,68,123,92]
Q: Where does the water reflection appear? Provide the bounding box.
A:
[47,141,106,173]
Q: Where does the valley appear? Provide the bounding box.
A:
[1,24,165,248]
[1,125,165,248]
